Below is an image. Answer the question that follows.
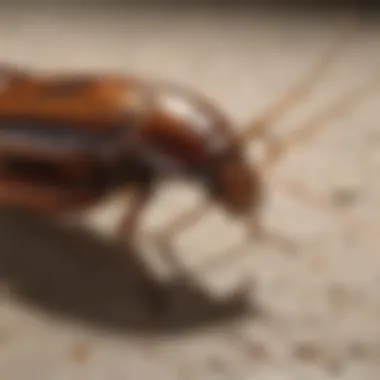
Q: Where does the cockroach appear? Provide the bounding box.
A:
[0,17,378,278]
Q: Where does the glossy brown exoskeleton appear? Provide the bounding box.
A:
[0,18,378,277]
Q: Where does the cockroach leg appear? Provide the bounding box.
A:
[117,184,174,311]
[193,220,296,276]
[245,216,297,254]
[119,185,212,276]
[117,183,154,243]
[241,15,356,143]
[151,199,212,275]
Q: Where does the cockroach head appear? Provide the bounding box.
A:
[200,146,262,216]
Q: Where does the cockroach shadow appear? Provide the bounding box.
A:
[0,205,255,336]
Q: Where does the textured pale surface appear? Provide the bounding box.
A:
[0,7,380,380]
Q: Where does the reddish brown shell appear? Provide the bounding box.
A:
[0,70,144,132]
[0,67,243,214]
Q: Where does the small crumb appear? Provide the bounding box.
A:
[177,365,194,380]
[347,341,370,360]
[0,329,10,345]
[331,188,359,207]
[309,255,328,273]
[327,283,350,316]
[366,131,380,145]
[205,356,228,373]
[142,342,161,358]
[371,343,380,361]
[70,342,92,364]
[323,355,345,376]
[293,342,321,362]
[244,341,270,362]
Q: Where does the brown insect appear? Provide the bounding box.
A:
[0,17,377,277]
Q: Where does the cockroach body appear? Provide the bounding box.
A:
[0,18,378,277]
[0,69,261,240]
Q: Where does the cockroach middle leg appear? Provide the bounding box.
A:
[117,183,154,243]
[117,183,170,310]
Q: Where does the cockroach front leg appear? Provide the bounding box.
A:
[149,200,211,278]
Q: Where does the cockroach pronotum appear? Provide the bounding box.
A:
[0,17,378,280]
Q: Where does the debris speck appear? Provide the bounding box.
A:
[292,341,321,362]
[347,341,370,360]
[309,255,328,273]
[205,356,228,373]
[0,329,10,345]
[331,188,359,207]
[244,341,270,362]
[70,341,92,364]
[323,355,344,376]
[327,283,350,316]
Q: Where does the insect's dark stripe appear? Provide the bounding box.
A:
[0,121,120,151]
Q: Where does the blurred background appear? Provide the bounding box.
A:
[0,2,379,380]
